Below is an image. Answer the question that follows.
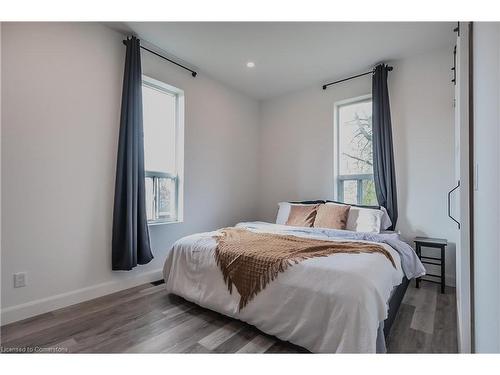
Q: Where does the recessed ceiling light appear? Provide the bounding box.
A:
[246,61,255,68]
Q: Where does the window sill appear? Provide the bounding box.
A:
[148,220,183,227]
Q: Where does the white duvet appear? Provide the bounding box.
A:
[163,222,425,353]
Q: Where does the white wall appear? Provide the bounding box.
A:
[390,48,458,284]
[1,23,260,324]
[473,22,500,353]
[0,22,460,325]
[258,47,458,285]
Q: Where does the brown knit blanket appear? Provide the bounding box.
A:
[214,228,396,310]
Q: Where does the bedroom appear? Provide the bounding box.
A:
[1,0,500,371]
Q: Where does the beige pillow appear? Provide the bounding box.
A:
[313,203,351,230]
[285,204,319,227]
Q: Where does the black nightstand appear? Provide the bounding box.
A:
[414,237,448,294]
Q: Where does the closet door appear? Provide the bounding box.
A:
[453,21,472,353]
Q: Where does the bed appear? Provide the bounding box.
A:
[163,220,425,353]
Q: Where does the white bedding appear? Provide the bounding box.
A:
[163,222,423,353]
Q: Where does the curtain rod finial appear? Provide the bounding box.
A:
[192,71,197,77]
[322,85,327,90]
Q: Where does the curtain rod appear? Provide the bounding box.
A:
[122,39,197,78]
[322,66,393,90]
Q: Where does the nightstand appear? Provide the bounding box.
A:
[414,237,448,294]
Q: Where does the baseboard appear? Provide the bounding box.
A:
[0,269,163,326]
[446,274,456,287]
[1,269,456,326]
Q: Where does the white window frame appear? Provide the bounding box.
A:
[333,94,373,204]
[142,75,184,225]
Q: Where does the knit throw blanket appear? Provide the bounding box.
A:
[214,228,396,310]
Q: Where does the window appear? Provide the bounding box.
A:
[142,76,184,224]
[334,95,377,206]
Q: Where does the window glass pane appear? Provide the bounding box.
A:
[338,100,373,176]
[336,98,378,206]
[343,180,358,205]
[362,179,377,206]
[142,85,176,174]
[145,177,154,221]
[142,78,183,224]
[157,178,176,220]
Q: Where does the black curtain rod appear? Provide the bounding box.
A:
[322,66,393,90]
[122,40,197,77]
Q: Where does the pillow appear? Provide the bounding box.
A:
[379,206,392,230]
[313,203,351,230]
[345,206,384,233]
[285,204,319,227]
[325,200,392,231]
[276,201,323,225]
[276,200,391,232]
[276,202,292,225]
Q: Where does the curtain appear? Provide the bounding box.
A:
[372,64,398,230]
[112,36,153,270]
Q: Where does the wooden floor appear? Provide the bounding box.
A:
[0,281,457,353]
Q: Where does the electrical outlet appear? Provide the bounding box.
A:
[13,272,26,288]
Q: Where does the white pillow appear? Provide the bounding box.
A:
[379,206,392,230]
[345,206,384,233]
[275,202,319,225]
[276,202,292,225]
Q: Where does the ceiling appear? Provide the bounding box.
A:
[108,22,455,99]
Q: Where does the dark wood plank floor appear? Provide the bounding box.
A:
[0,281,457,353]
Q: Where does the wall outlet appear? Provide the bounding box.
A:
[13,272,27,288]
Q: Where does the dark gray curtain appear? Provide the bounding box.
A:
[372,64,398,230]
[112,36,153,270]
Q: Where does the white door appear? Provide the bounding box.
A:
[454,22,472,353]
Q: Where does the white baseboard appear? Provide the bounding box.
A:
[1,269,456,326]
[1,269,163,326]
[446,274,456,287]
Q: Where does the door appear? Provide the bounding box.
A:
[453,22,472,353]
